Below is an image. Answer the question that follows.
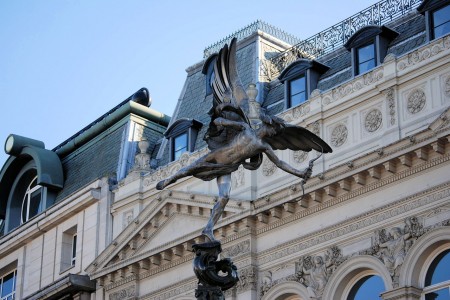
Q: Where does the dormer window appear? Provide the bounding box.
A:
[418,0,450,41]
[0,134,63,234]
[345,26,398,76]
[202,54,218,97]
[279,59,329,109]
[164,119,203,162]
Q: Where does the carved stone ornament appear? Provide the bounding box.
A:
[260,271,273,297]
[294,246,345,299]
[262,156,277,177]
[330,124,348,147]
[122,210,134,229]
[109,285,136,300]
[445,76,450,98]
[365,109,383,132]
[234,266,257,293]
[293,151,308,164]
[361,216,424,287]
[231,165,245,189]
[386,87,396,125]
[308,121,320,136]
[407,89,426,114]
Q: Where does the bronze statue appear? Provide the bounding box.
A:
[157,38,332,242]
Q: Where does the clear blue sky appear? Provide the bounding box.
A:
[0,0,376,166]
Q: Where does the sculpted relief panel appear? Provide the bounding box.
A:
[295,246,345,299]
[360,216,425,287]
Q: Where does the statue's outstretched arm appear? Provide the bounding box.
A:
[264,146,312,179]
[214,117,246,131]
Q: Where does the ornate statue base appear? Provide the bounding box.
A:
[192,241,239,299]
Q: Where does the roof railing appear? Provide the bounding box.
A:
[203,20,301,58]
[262,0,422,80]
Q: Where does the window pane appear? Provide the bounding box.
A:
[291,92,306,107]
[348,275,384,300]
[434,23,450,39]
[21,197,28,223]
[174,134,188,152]
[433,5,450,27]
[290,76,305,96]
[426,250,450,286]
[357,44,375,63]
[425,288,450,300]
[358,59,376,74]
[28,188,42,219]
[174,133,188,160]
[72,234,77,266]
[1,271,15,297]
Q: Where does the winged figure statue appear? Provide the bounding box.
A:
[157,38,332,241]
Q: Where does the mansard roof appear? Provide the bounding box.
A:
[155,1,428,167]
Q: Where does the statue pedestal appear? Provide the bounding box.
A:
[192,241,239,300]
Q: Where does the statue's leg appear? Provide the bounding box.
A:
[156,159,205,190]
[202,174,231,241]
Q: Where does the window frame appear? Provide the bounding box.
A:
[278,59,329,109]
[418,0,450,42]
[431,3,450,39]
[164,119,203,162]
[346,274,385,300]
[422,248,450,299]
[20,176,43,224]
[61,225,78,272]
[356,42,377,75]
[288,74,307,108]
[0,269,17,300]
[172,132,189,161]
[202,54,218,98]
[71,233,77,267]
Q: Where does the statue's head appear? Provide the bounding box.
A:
[314,256,323,265]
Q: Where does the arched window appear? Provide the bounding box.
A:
[202,54,218,97]
[423,249,450,299]
[347,275,384,300]
[20,176,43,224]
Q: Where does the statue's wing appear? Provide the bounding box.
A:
[211,37,249,115]
[205,38,251,151]
[263,124,333,153]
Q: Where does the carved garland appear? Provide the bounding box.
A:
[444,76,450,98]
[386,87,396,125]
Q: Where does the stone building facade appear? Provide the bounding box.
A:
[1,0,450,299]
